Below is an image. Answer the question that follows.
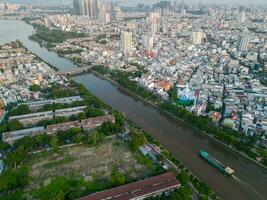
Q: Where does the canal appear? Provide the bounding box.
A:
[1,19,267,200]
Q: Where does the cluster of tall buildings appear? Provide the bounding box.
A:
[73,0,99,18]
[73,0,121,23]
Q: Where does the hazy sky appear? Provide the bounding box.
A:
[0,0,266,6]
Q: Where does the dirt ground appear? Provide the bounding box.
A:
[27,139,151,190]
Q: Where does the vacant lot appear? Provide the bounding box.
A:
[26,139,151,191]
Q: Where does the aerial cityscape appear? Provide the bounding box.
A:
[0,0,266,200]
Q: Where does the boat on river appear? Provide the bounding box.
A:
[199,149,235,176]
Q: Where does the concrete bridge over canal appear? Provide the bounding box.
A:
[56,66,92,76]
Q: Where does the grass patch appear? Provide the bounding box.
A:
[43,156,76,169]
[26,139,152,194]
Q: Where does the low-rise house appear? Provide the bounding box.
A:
[81,115,115,130]
[2,127,45,143]
[9,106,87,125]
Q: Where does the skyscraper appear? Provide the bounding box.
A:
[113,6,121,22]
[142,35,154,50]
[151,22,159,35]
[121,31,132,56]
[73,0,81,15]
[237,34,250,51]
[73,0,99,18]
[192,31,203,45]
[98,4,106,24]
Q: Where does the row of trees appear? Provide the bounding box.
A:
[159,101,262,163]
[8,104,30,116]
[111,71,160,102]
[92,66,160,103]
[0,120,24,133]
[57,48,84,55]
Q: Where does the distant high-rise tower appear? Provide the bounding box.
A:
[73,0,99,18]
[98,4,107,24]
[113,6,121,22]
[73,0,81,15]
[151,22,159,35]
[192,31,203,45]
[142,35,154,50]
[237,34,250,51]
[147,11,160,24]
[121,31,132,56]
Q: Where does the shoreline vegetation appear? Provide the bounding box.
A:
[0,42,220,200]
[23,17,87,49]
[90,66,267,170]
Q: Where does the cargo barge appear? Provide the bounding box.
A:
[199,149,234,176]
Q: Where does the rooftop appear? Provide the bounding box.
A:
[77,172,180,200]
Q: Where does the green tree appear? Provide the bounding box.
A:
[178,171,189,185]
[111,167,125,186]
[52,191,65,200]
[9,104,30,116]
[0,166,29,195]
[172,190,183,200]
[74,134,83,145]
[89,131,100,146]
[9,120,24,131]
[5,145,26,168]
[32,177,85,200]
[29,84,41,92]
[85,108,104,118]
[50,137,59,151]
[0,123,9,132]
[1,190,26,200]
[130,131,146,152]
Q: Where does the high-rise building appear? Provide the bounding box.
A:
[153,1,171,10]
[237,34,250,51]
[142,35,154,50]
[192,31,203,45]
[113,6,121,22]
[105,12,111,24]
[121,31,132,56]
[44,18,50,27]
[147,12,160,24]
[73,0,81,15]
[151,22,159,35]
[73,0,99,18]
[98,4,107,24]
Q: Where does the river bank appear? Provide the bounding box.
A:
[90,69,267,170]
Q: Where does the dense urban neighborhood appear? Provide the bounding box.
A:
[0,1,267,200]
[20,1,267,166]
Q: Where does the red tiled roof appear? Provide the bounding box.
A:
[77,172,180,200]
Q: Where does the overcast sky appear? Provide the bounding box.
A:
[0,0,266,6]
